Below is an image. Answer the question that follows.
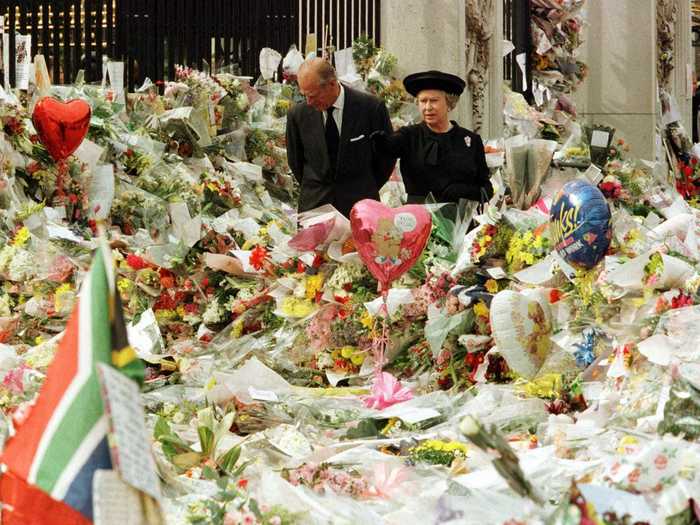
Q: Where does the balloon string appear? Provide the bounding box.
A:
[372,291,390,376]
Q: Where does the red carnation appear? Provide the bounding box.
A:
[126,253,148,270]
[549,289,563,303]
[250,245,269,271]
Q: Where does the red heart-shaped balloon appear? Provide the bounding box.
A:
[32,97,91,162]
[350,199,432,290]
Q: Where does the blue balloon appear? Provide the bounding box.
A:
[549,180,612,269]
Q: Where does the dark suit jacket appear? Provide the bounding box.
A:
[286,85,395,217]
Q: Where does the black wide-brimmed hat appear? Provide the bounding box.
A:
[403,70,466,97]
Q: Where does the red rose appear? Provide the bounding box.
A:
[692,157,698,165]
[684,165,694,177]
[237,478,248,489]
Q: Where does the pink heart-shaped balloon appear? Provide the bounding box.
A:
[350,199,432,290]
[32,97,91,162]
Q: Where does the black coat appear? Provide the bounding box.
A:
[373,121,493,204]
[286,85,395,217]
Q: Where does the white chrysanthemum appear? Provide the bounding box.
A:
[0,293,12,317]
[8,249,35,281]
[316,351,334,369]
[326,263,364,290]
[0,245,17,273]
[202,298,225,325]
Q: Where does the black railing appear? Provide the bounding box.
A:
[0,1,379,92]
[298,0,381,55]
[503,0,532,102]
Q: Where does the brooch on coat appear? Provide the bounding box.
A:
[464,136,471,148]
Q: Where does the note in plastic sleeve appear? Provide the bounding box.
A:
[248,386,279,402]
[97,364,161,501]
[584,164,602,185]
[88,165,115,220]
[75,139,105,172]
[93,469,148,525]
[11,35,31,90]
[168,202,201,248]
[127,308,165,363]
[259,48,282,80]
[486,267,508,280]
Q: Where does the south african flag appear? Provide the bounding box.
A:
[0,243,143,524]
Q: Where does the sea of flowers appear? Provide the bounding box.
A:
[1,36,700,524]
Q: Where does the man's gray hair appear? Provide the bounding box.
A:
[298,58,337,86]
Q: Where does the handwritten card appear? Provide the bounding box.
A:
[93,469,146,525]
[97,364,161,501]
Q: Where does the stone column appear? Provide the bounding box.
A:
[574,0,657,160]
[671,0,693,135]
[381,0,469,126]
[485,2,504,140]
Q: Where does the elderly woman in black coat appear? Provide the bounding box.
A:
[372,70,493,205]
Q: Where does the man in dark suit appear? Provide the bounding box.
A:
[286,58,395,217]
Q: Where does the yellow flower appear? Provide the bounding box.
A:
[485,279,499,294]
[350,353,365,366]
[231,318,244,338]
[340,346,354,359]
[305,273,325,301]
[381,417,400,436]
[281,297,315,318]
[444,442,468,455]
[360,310,374,329]
[473,301,490,318]
[205,376,217,391]
[483,235,492,243]
[616,435,639,455]
[13,227,30,247]
[34,336,44,345]
[117,278,134,294]
[155,309,177,322]
[521,373,563,399]
[54,283,74,313]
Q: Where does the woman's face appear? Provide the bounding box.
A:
[417,89,449,127]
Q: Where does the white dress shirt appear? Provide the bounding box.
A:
[322,84,345,132]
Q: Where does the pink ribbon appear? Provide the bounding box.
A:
[363,371,413,409]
